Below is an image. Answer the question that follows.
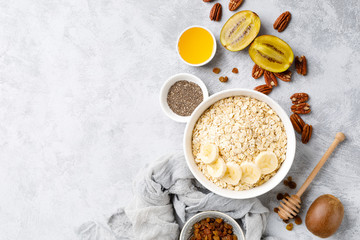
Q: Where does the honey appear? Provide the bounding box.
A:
[178,27,214,65]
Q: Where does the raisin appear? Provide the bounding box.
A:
[191,217,236,239]
[294,216,302,225]
[277,193,284,200]
[274,207,279,213]
[213,68,221,74]
[286,223,294,231]
[232,68,239,73]
[283,179,289,186]
[219,76,228,82]
[288,181,297,189]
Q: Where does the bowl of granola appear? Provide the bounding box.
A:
[183,89,296,199]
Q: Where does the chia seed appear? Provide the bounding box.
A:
[167,80,203,116]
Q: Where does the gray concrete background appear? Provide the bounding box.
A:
[0,0,359,239]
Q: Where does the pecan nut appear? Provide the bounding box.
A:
[291,103,311,114]
[295,56,307,75]
[252,64,264,79]
[210,3,222,21]
[301,124,313,144]
[229,0,243,11]
[254,84,272,95]
[264,70,278,88]
[273,11,291,32]
[290,93,309,104]
[290,113,305,134]
[274,70,292,82]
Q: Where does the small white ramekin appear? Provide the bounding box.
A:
[179,211,245,240]
[160,73,209,123]
[176,25,217,67]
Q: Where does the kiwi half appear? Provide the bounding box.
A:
[249,35,294,73]
[220,10,261,52]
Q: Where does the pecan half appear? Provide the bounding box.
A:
[210,3,222,21]
[301,124,313,144]
[290,93,309,104]
[274,70,292,82]
[252,64,264,79]
[295,56,307,75]
[264,71,278,88]
[290,113,305,134]
[274,11,291,32]
[254,85,272,95]
[291,103,311,114]
[229,0,243,11]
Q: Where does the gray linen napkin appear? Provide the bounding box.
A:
[77,154,272,240]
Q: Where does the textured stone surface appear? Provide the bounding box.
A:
[0,0,359,239]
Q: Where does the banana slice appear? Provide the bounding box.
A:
[255,151,278,175]
[199,143,219,164]
[221,162,242,185]
[207,157,227,178]
[240,162,261,184]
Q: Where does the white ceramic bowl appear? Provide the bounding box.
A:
[179,211,245,240]
[183,89,296,199]
[176,25,217,67]
[160,73,209,123]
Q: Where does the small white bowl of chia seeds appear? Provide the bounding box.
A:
[160,73,208,123]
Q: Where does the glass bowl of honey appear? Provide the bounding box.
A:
[177,26,217,67]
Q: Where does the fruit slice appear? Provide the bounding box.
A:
[255,151,278,174]
[221,162,242,185]
[220,10,261,51]
[240,162,261,184]
[199,143,219,164]
[249,35,294,72]
[207,157,227,178]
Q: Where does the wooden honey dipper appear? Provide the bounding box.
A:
[277,132,346,220]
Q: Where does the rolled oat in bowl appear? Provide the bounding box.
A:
[192,96,287,191]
